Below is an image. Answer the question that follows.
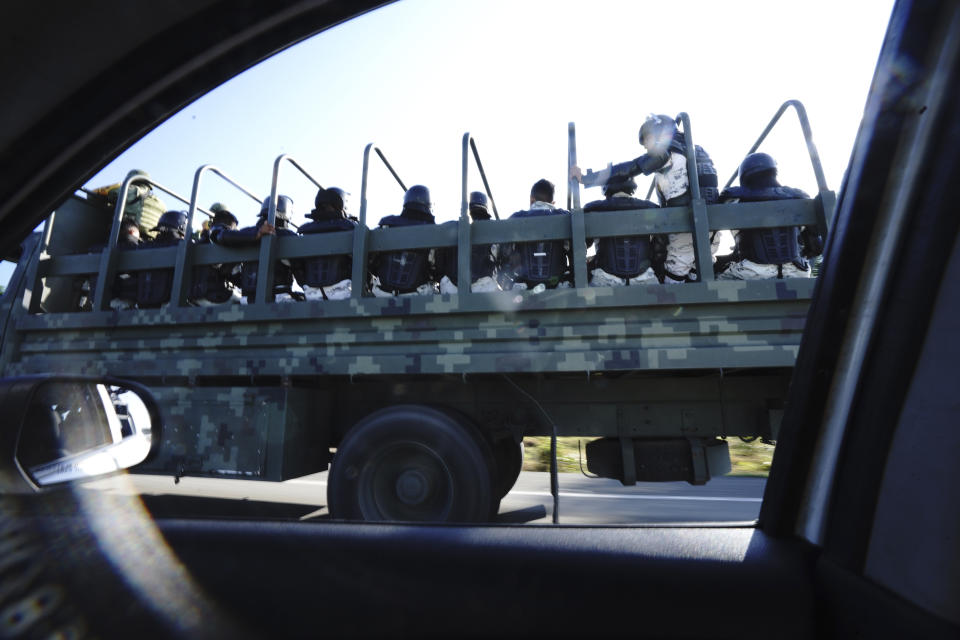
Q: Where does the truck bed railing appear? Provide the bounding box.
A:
[29,106,832,313]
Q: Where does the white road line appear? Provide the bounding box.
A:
[509,491,762,503]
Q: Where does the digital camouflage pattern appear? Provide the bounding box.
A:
[0,189,829,480]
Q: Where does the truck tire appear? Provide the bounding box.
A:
[328,405,495,523]
[490,436,524,500]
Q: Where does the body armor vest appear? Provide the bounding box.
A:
[722,185,810,266]
[299,218,357,287]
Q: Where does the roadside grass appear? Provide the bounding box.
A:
[522,437,775,478]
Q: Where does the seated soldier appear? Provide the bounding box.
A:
[572,114,720,283]
[297,187,357,301]
[190,203,242,305]
[436,191,500,294]
[78,217,141,311]
[502,179,571,290]
[717,152,822,280]
[136,210,188,308]
[583,177,660,286]
[211,195,301,303]
[369,185,438,297]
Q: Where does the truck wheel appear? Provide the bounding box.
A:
[490,436,524,500]
[328,405,494,523]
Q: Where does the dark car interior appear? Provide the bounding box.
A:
[0,0,958,637]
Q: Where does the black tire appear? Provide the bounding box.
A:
[328,405,494,523]
[490,436,524,500]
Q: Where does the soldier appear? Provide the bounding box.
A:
[211,195,301,303]
[369,185,438,297]
[501,179,571,291]
[136,210,188,308]
[297,187,357,301]
[572,114,720,283]
[190,203,242,305]
[717,152,822,280]
[78,217,141,311]
[103,169,167,240]
[583,177,660,286]
[436,191,500,294]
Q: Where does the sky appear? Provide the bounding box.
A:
[7,0,895,271]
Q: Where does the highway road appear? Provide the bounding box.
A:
[84,471,766,525]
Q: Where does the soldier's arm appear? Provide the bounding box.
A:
[580,153,671,187]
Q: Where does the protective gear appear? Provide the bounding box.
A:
[312,187,349,217]
[583,196,657,213]
[374,250,431,293]
[152,210,188,238]
[639,114,677,151]
[259,195,294,222]
[603,177,637,198]
[402,185,432,215]
[505,205,570,288]
[469,191,489,217]
[738,152,778,185]
[719,172,813,278]
[595,236,652,278]
[371,210,436,294]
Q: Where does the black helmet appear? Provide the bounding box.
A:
[209,202,238,227]
[739,152,778,182]
[468,191,490,219]
[603,177,638,197]
[402,185,432,214]
[639,114,677,150]
[314,187,348,214]
[260,195,294,221]
[153,210,188,238]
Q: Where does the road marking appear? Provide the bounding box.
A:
[509,491,762,503]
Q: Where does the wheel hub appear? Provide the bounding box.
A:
[395,469,429,505]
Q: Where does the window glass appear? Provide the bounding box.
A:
[71,0,894,525]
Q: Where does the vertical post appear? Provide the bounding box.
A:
[568,123,588,288]
[677,113,714,283]
[170,167,206,307]
[94,177,137,310]
[352,144,374,298]
[458,133,472,296]
[28,212,57,314]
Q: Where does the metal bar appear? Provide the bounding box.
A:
[722,99,829,193]
[92,175,136,310]
[171,164,263,307]
[469,138,500,220]
[646,177,656,201]
[375,148,407,192]
[568,123,587,287]
[458,133,472,294]
[677,112,715,282]
[353,144,375,298]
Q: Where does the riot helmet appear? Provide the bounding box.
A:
[153,210,188,238]
[468,191,490,220]
[639,114,677,152]
[259,195,294,222]
[738,152,778,187]
[126,168,150,182]
[403,185,432,214]
[603,177,638,198]
[209,202,238,227]
[313,187,349,217]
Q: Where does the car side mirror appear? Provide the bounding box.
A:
[3,377,161,488]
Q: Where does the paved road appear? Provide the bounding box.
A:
[85,471,765,525]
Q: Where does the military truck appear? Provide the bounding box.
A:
[0,102,833,522]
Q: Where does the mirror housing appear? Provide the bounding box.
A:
[0,376,161,490]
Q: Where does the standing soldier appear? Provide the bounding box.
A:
[572,114,720,283]
[717,152,822,280]
[369,185,438,297]
[297,187,358,301]
[103,169,167,240]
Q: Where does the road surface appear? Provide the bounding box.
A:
[84,471,765,524]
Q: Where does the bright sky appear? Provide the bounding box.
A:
[77,0,893,232]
